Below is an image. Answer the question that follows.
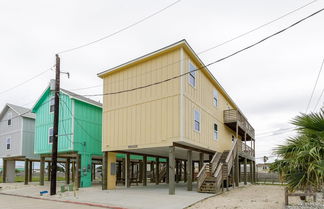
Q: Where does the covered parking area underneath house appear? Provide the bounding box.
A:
[102,142,215,195]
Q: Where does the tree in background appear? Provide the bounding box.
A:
[270,110,324,192]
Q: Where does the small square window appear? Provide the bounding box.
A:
[214,124,218,140]
[194,110,200,132]
[6,137,11,150]
[50,96,55,113]
[49,127,54,144]
[7,112,12,126]
[188,62,196,87]
[213,89,218,106]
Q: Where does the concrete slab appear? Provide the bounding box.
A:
[0,182,214,209]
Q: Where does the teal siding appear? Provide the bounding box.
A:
[73,100,102,155]
[33,89,73,154]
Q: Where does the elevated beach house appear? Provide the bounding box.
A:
[32,84,102,187]
[0,103,37,184]
[98,40,256,194]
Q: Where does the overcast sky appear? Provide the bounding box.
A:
[0,0,324,166]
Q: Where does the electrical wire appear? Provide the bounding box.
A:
[198,0,319,55]
[57,0,182,54]
[306,58,324,113]
[81,8,324,97]
[312,59,324,111]
[0,67,53,96]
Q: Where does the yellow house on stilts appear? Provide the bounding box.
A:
[98,40,256,194]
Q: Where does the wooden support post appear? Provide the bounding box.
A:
[166,158,169,184]
[122,158,126,185]
[126,153,131,187]
[117,161,122,182]
[235,156,239,187]
[29,161,33,182]
[71,162,75,182]
[285,187,288,206]
[24,159,29,185]
[199,153,204,170]
[102,152,108,190]
[232,163,235,189]
[169,146,175,195]
[143,156,147,186]
[151,161,155,183]
[156,157,160,185]
[76,154,80,189]
[48,162,51,181]
[2,159,7,183]
[179,161,182,182]
[192,162,195,181]
[249,160,253,183]
[184,161,187,182]
[40,156,45,185]
[175,160,179,183]
[244,158,247,185]
[66,158,70,185]
[187,150,193,191]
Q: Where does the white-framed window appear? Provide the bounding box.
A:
[49,96,55,113]
[7,112,12,126]
[48,127,54,144]
[194,110,200,132]
[213,89,218,107]
[6,137,11,150]
[214,124,218,140]
[188,62,196,87]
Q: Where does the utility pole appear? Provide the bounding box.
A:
[50,54,60,195]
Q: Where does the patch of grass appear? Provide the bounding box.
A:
[0,175,65,183]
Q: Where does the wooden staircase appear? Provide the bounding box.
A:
[197,139,238,193]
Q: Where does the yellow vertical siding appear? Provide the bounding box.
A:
[102,49,181,151]
[180,50,236,152]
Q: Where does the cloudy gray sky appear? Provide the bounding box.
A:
[1,0,324,166]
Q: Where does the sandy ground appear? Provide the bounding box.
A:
[188,185,286,209]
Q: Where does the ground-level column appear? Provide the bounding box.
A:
[2,159,7,183]
[143,155,147,186]
[28,160,33,182]
[199,153,204,170]
[187,150,193,191]
[102,152,108,190]
[184,161,187,182]
[40,156,45,185]
[76,154,81,189]
[24,159,29,185]
[107,152,117,189]
[71,161,75,182]
[235,155,239,187]
[168,146,175,195]
[156,157,160,185]
[249,160,253,183]
[126,153,131,188]
[244,158,247,185]
[166,158,169,184]
[65,158,70,185]
[48,162,51,181]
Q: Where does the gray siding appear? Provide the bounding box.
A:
[0,109,23,158]
[21,117,37,158]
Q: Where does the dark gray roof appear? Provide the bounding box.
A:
[61,88,102,107]
[0,103,35,119]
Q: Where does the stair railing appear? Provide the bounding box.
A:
[197,163,207,191]
[224,138,238,176]
[214,162,223,189]
[211,152,222,174]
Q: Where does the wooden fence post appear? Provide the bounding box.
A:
[285,187,288,206]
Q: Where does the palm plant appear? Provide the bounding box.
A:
[270,110,324,192]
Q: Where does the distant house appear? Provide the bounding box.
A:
[0,103,37,183]
[32,85,102,188]
[256,163,271,173]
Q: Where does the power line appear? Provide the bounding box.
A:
[313,83,324,111]
[69,85,102,91]
[57,0,182,54]
[0,67,53,96]
[81,8,324,97]
[256,127,294,136]
[306,58,324,113]
[198,0,319,55]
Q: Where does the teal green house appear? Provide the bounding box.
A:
[32,85,102,187]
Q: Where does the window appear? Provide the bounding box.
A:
[6,137,11,150]
[48,127,53,144]
[213,89,218,106]
[214,124,218,140]
[49,96,55,113]
[194,110,200,132]
[188,62,196,87]
[7,112,12,126]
